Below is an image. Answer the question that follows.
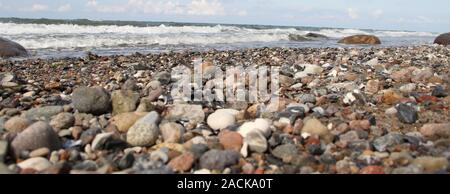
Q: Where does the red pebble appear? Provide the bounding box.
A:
[360,166,385,174]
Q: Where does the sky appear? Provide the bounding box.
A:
[0,0,449,32]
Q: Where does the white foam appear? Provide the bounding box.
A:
[0,22,438,50]
[315,28,437,38]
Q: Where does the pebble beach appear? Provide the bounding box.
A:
[1,44,449,174]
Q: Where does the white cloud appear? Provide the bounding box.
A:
[128,0,185,15]
[371,9,384,19]
[85,0,228,16]
[347,8,359,20]
[187,0,225,16]
[236,10,248,17]
[57,4,72,12]
[393,16,436,24]
[86,0,127,13]
[20,3,49,12]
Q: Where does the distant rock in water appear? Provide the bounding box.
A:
[434,33,450,46]
[338,35,381,45]
[305,33,328,39]
[288,34,311,42]
[0,37,28,58]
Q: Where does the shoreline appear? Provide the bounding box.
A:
[1,45,449,174]
[2,43,444,62]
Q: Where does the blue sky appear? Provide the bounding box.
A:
[0,0,449,32]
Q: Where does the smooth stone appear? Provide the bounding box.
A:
[0,141,7,162]
[132,157,174,174]
[164,104,205,126]
[18,157,52,171]
[412,157,449,173]
[382,90,402,105]
[365,58,379,67]
[29,147,50,158]
[190,144,209,159]
[238,119,271,138]
[432,86,447,98]
[11,121,61,157]
[150,150,169,163]
[420,123,450,138]
[24,106,64,120]
[349,120,371,131]
[396,104,418,124]
[4,116,31,133]
[360,166,385,174]
[117,152,135,170]
[0,117,5,133]
[294,64,323,79]
[392,165,423,174]
[154,71,172,85]
[434,32,450,46]
[0,163,11,174]
[0,72,15,84]
[372,133,403,152]
[73,160,98,171]
[307,144,324,156]
[110,112,147,133]
[145,81,163,102]
[411,68,433,83]
[112,90,140,115]
[245,130,268,153]
[298,93,316,104]
[390,151,414,166]
[0,37,28,57]
[280,75,295,87]
[127,112,160,147]
[365,80,380,94]
[272,144,298,161]
[218,130,243,152]
[338,35,381,45]
[385,107,398,115]
[194,169,211,174]
[50,112,75,130]
[72,87,111,115]
[287,103,310,113]
[343,92,357,105]
[136,98,156,112]
[199,150,240,171]
[207,109,237,131]
[302,118,330,139]
[122,78,138,91]
[399,83,416,94]
[91,132,114,151]
[159,122,185,143]
[59,129,73,138]
[168,152,195,172]
[80,128,101,146]
[339,131,361,144]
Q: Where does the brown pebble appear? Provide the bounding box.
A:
[29,147,50,158]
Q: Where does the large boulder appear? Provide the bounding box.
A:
[434,33,450,46]
[305,33,328,39]
[0,37,28,58]
[338,35,381,45]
